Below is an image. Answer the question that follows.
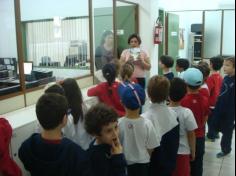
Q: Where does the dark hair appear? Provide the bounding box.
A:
[148,76,170,103]
[100,30,113,45]
[187,85,201,90]
[196,62,210,81]
[36,93,68,130]
[169,78,187,102]
[160,55,174,68]
[176,59,190,71]
[45,84,65,96]
[128,33,142,45]
[85,104,118,136]
[102,63,116,95]
[224,56,235,68]
[210,56,224,71]
[61,78,84,124]
[120,62,135,81]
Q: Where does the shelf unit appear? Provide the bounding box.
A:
[190,33,203,64]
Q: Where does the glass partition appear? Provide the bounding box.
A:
[116,1,138,58]
[0,0,21,97]
[204,11,222,58]
[93,0,114,71]
[20,0,91,89]
[222,10,235,56]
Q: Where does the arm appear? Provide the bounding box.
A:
[111,136,127,176]
[141,57,151,71]
[87,86,99,97]
[187,131,196,161]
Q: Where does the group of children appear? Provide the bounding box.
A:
[0,55,234,176]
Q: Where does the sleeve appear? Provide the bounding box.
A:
[120,50,128,62]
[206,76,214,95]
[87,85,100,97]
[111,154,127,176]
[146,120,160,149]
[184,109,198,131]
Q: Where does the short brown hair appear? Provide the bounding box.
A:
[148,76,170,103]
[225,56,235,68]
[120,62,135,81]
[85,104,118,136]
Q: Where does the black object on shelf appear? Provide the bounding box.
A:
[191,24,202,34]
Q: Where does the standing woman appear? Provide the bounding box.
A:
[120,34,151,89]
[95,30,114,70]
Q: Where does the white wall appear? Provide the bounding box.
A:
[20,0,89,21]
[0,0,18,58]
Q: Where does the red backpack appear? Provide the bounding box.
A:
[0,118,22,176]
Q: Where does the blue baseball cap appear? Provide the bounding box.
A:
[180,68,203,86]
[119,83,146,110]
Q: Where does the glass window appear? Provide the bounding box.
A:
[20,0,91,89]
[204,11,222,58]
[0,0,21,97]
[93,0,114,71]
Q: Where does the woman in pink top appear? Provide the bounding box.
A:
[120,34,151,89]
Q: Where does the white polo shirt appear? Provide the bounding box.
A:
[170,106,198,154]
[118,117,160,165]
[142,102,179,139]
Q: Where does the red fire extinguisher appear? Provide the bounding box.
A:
[154,17,163,44]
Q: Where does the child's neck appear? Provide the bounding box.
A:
[126,109,140,119]
[187,88,199,94]
[163,68,171,74]
[41,129,63,140]
[169,101,181,107]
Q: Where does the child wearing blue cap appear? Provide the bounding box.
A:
[143,76,179,176]
[118,83,160,176]
[180,68,210,176]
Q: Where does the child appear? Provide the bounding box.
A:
[142,76,179,176]
[206,56,224,141]
[160,55,175,81]
[197,62,211,99]
[176,58,190,76]
[61,78,93,150]
[85,104,127,176]
[212,56,235,158]
[0,118,22,176]
[118,83,159,176]
[120,62,136,83]
[181,68,209,176]
[19,93,89,176]
[169,78,198,176]
[88,63,125,117]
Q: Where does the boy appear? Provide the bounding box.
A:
[118,83,159,176]
[160,55,175,81]
[176,58,190,76]
[206,56,224,141]
[197,63,211,99]
[212,56,235,158]
[142,76,179,176]
[85,104,127,176]
[181,68,209,176]
[0,118,22,176]
[19,93,89,176]
[169,78,198,176]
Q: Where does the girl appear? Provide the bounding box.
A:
[88,63,125,117]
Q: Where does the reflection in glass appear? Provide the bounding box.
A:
[93,0,114,71]
[20,0,91,88]
[0,0,21,96]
